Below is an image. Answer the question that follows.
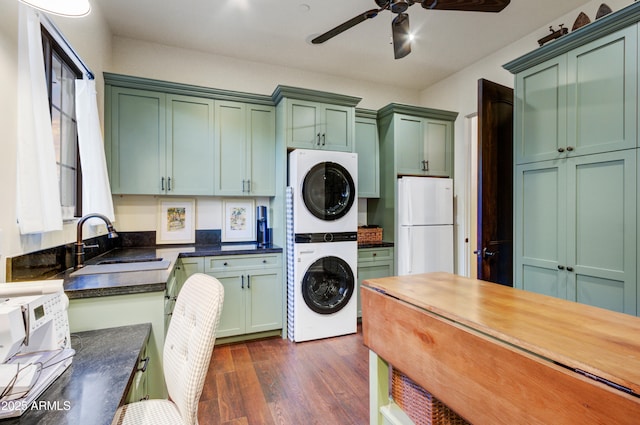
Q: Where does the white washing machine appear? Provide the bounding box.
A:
[287,239,358,342]
[288,149,358,234]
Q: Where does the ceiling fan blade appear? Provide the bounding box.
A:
[311,8,382,44]
[421,0,510,13]
[392,13,411,59]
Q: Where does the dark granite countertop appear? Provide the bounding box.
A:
[357,241,394,249]
[0,323,150,425]
[60,244,282,299]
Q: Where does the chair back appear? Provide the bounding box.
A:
[163,273,224,425]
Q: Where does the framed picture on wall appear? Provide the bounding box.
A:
[222,199,256,242]
[156,198,196,244]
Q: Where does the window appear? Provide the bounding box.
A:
[41,26,82,219]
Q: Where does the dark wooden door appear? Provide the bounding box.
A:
[477,79,513,286]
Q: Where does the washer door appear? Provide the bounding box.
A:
[302,161,355,221]
[302,256,354,315]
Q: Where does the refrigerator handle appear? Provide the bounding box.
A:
[399,227,412,275]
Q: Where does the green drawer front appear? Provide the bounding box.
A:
[204,254,281,272]
[358,248,394,262]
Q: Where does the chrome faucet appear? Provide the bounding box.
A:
[75,213,119,269]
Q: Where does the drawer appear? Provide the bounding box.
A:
[358,247,394,262]
[204,254,281,273]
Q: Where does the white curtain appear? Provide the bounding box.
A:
[76,78,115,222]
[16,4,63,234]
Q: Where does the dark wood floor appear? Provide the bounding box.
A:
[198,328,369,425]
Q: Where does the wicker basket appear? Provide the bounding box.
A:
[391,368,470,425]
[357,226,383,244]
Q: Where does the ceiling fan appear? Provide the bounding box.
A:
[311,0,511,59]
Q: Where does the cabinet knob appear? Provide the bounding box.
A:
[557,147,565,153]
[566,146,574,152]
[223,262,228,266]
[566,266,574,272]
[557,265,565,270]
[373,253,377,257]
[262,259,267,263]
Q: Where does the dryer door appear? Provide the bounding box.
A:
[302,256,354,314]
[302,161,355,221]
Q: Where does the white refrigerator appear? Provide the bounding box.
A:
[397,177,454,275]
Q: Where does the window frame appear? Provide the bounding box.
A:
[40,25,83,219]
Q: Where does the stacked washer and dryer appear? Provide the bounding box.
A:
[286,149,358,342]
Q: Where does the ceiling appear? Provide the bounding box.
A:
[93,0,590,90]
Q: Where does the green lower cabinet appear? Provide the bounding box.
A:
[203,253,283,339]
[167,257,205,332]
[126,339,150,403]
[515,150,636,315]
[357,247,394,317]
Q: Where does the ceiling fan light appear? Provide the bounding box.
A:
[19,0,91,17]
[392,12,411,59]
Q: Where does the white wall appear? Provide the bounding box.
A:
[110,36,420,111]
[418,0,633,276]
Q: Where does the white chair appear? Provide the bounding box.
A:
[113,273,224,425]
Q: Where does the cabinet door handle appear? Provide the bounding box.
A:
[247,275,251,289]
[241,275,245,289]
[322,133,326,146]
[242,180,246,192]
[557,147,565,153]
[557,265,565,270]
[167,177,172,191]
[247,180,251,193]
[566,146,574,152]
[567,266,574,272]
[161,177,165,191]
[317,133,321,145]
[137,356,150,373]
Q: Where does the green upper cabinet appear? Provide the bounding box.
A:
[108,87,166,195]
[355,112,380,198]
[107,88,214,195]
[214,101,276,196]
[514,57,567,164]
[167,95,215,195]
[272,85,361,152]
[512,25,637,165]
[394,114,453,177]
[566,27,637,156]
[105,73,276,197]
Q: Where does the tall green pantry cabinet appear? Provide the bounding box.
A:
[504,3,640,316]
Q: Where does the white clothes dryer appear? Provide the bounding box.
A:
[288,149,358,234]
[287,239,357,342]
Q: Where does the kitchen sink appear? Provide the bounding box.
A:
[70,258,171,276]
[97,257,163,265]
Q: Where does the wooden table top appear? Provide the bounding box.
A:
[363,272,640,395]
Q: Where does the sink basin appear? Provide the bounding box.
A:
[97,257,163,265]
[70,259,171,276]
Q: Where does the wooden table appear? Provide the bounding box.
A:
[362,272,640,425]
